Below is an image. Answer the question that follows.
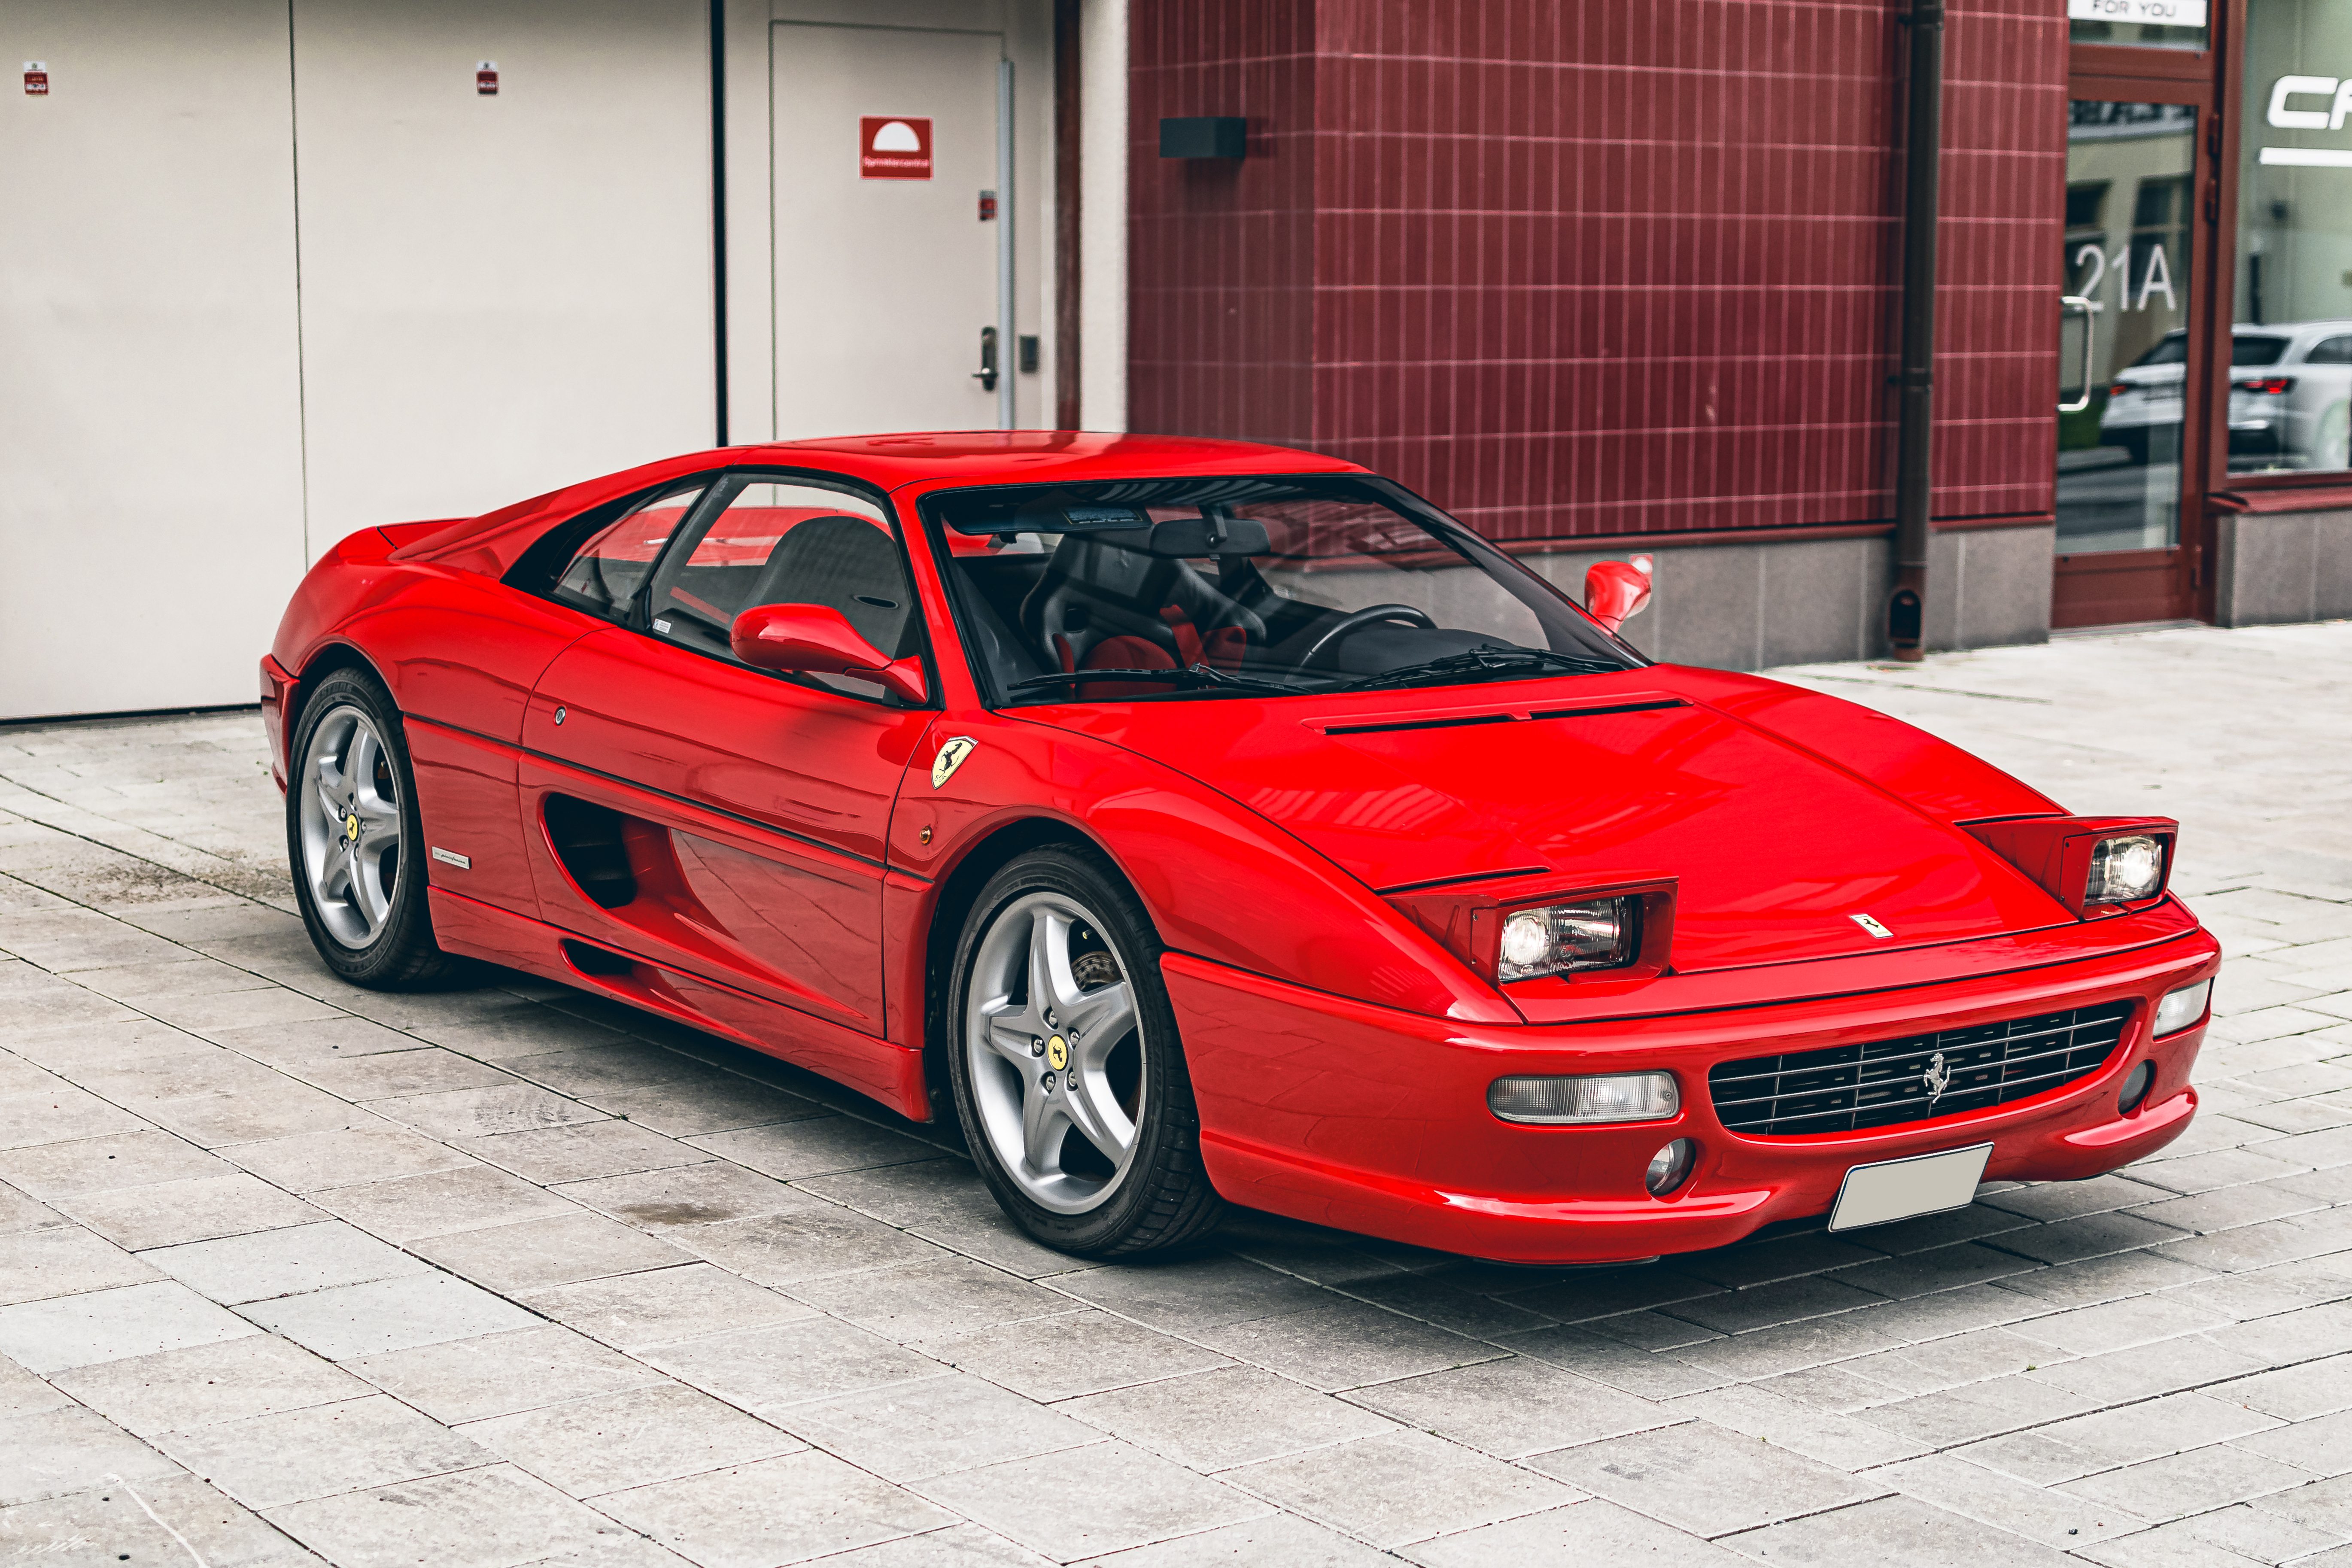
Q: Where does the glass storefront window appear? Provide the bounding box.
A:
[2238,1,2352,474]
[2068,0,2208,52]
[2060,100,2195,553]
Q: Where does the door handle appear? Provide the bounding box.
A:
[2059,295,2095,413]
[973,326,999,392]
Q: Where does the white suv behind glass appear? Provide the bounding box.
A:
[2099,321,2352,471]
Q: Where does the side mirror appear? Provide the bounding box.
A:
[1583,556,1653,635]
[729,603,927,705]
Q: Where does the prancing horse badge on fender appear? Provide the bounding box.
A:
[931,736,978,790]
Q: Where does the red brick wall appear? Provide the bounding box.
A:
[1127,0,2066,543]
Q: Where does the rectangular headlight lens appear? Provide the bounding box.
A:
[1497,896,1638,982]
[1489,1071,1678,1124]
[2087,834,2166,904]
[2154,978,2211,1037]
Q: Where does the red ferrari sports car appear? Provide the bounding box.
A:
[263,432,2218,1263]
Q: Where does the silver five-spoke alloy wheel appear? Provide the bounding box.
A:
[298,704,404,949]
[963,891,1145,1213]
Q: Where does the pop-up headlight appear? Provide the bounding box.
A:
[1498,898,1639,982]
[1961,815,2176,917]
[2087,835,2165,905]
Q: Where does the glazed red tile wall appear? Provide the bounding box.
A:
[1127,0,2066,543]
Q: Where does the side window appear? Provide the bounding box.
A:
[2306,336,2352,365]
[548,484,708,622]
[642,478,917,696]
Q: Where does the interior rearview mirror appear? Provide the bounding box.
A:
[1583,557,1653,635]
[729,603,926,705]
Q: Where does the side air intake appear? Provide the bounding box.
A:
[544,795,636,909]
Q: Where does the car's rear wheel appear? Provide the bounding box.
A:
[287,668,464,990]
[946,846,1223,1257]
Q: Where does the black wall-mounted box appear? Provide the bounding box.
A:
[1159,116,1247,160]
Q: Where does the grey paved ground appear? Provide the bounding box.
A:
[2,620,2349,1568]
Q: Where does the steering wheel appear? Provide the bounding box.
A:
[1297,603,1438,670]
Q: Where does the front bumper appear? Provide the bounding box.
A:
[1166,918,2218,1264]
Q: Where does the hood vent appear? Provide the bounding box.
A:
[1324,697,1685,738]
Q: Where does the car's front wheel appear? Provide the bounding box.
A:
[287,667,465,990]
[946,846,1224,1257]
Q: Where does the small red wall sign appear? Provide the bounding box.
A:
[24,62,49,96]
[860,116,933,179]
[477,61,498,95]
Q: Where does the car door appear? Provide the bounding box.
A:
[518,472,935,1042]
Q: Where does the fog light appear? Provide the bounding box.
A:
[1489,1072,1677,1125]
[2087,835,2164,904]
[1645,1139,1696,1195]
[2118,1061,2154,1115]
[2154,978,2210,1037]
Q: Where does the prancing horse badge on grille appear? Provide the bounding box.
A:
[1920,1049,1952,1101]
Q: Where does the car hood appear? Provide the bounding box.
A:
[1026,676,2077,973]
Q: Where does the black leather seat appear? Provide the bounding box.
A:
[740,516,916,658]
[1018,532,1263,677]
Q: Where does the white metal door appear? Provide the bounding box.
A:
[771,24,1004,438]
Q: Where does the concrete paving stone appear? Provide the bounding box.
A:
[2082,1507,2344,1568]
[2204,1300,2352,1368]
[2231,1096,2352,1136]
[1334,1271,1559,1338]
[157,1391,493,1508]
[2024,1334,2271,1407]
[1057,1364,1396,1474]
[2130,1148,2319,1196]
[1666,1381,1931,1471]
[2153,1219,2352,1277]
[1840,1326,2064,1398]
[51,1330,373,1436]
[2009,1292,2238,1357]
[2249,1126,2352,1172]
[599,1449,955,1568]
[0,1222,158,1304]
[911,1307,1221,1404]
[163,985,350,1034]
[778,1370,1093,1483]
[373,1082,609,1141]
[2252,1472,2352,1537]
[139,1085,381,1150]
[143,1218,425,1304]
[209,1013,437,1063]
[2130,1182,2334,1236]
[1990,1210,2195,1264]
[1344,1355,1676,1461]
[56,1170,327,1250]
[267,1461,647,1568]
[348,1322,669,1424]
[1494,1324,1736,1401]
[803,1523,1052,1567]
[922,1438,1270,1561]
[1987,1391,2285,1480]
[1048,1254,1336,1334]
[790,1257,1072,1344]
[501,1043,714,1097]
[520,1263,816,1353]
[2236,1408,2352,1477]
[643,1317,949,1413]
[245,1270,541,1361]
[1488,1266,1726,1325]
[687,1116,945,1182]
[454,1119,714,1185]
[1079,1511,1392,1566]
[2060,1444,2317,1523]
[2,1017,218,1073]
[0,1473,320,1568]
[222,1123,480,1192]
[1752,1363,1911,1413]
[1837,1202,2045,1256]
[2162,1258,2352,1322]
[909,1202,1097,1282]
[460,1382,804,1498]
[1840,1279,2050,1342]
[0,1405,185,1506]
[0,1052,64,1096]
[308,1163,580,1241]
[70,1044,292,1104]
[1404,1496,1750,1565]
[557,1161,812,1228]
[289,1045,521,1100]
[2213,1352,2352,1420]
[1529,1417,1884,1537]
[0,1349,70,1419]
[1550,1305,1724,1352]
[1860,1374,2106,1449]
[400,1011,638,1062]
[413,1210,695,1294]
[679,1205,948,1287]
[1993,1249,2220,1308]
[0,1083,149,1149]
[1189,1300,1502,1394]
[1226,1428,1572,1550]
[0,1278,259,1372]
[1874,1451,2151,1548]
[131,902,302,942]
[1720,1493,2084,1565]
[1666,1312,1913,1383]
[584,1075,827,1137]
[1674,1232,1890,1290]
[1826,1242,2045,1301]
[791,1160,990,1229]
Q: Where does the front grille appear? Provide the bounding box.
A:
[1708,1001,2134,1138]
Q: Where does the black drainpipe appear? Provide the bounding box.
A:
[1887,0,1944,661]
[710,0,729,447]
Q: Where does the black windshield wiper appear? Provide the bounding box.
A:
[1007,663,1304,697]
[1327,647,1623,693]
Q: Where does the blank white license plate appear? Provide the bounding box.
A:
[1827,1143,1993,1232]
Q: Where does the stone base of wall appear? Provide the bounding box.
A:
[2215,510,2352,627]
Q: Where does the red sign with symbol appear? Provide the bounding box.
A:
[23,62,48,96]
[476,61,498,96]
[860,116,933,180]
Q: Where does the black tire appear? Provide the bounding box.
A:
[945,846,1225,1258]
[285,667,467,990]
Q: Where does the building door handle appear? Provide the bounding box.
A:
[973,326,999,392]
[2059,295,2095,413]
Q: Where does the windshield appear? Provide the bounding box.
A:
[924,476,1642,705]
